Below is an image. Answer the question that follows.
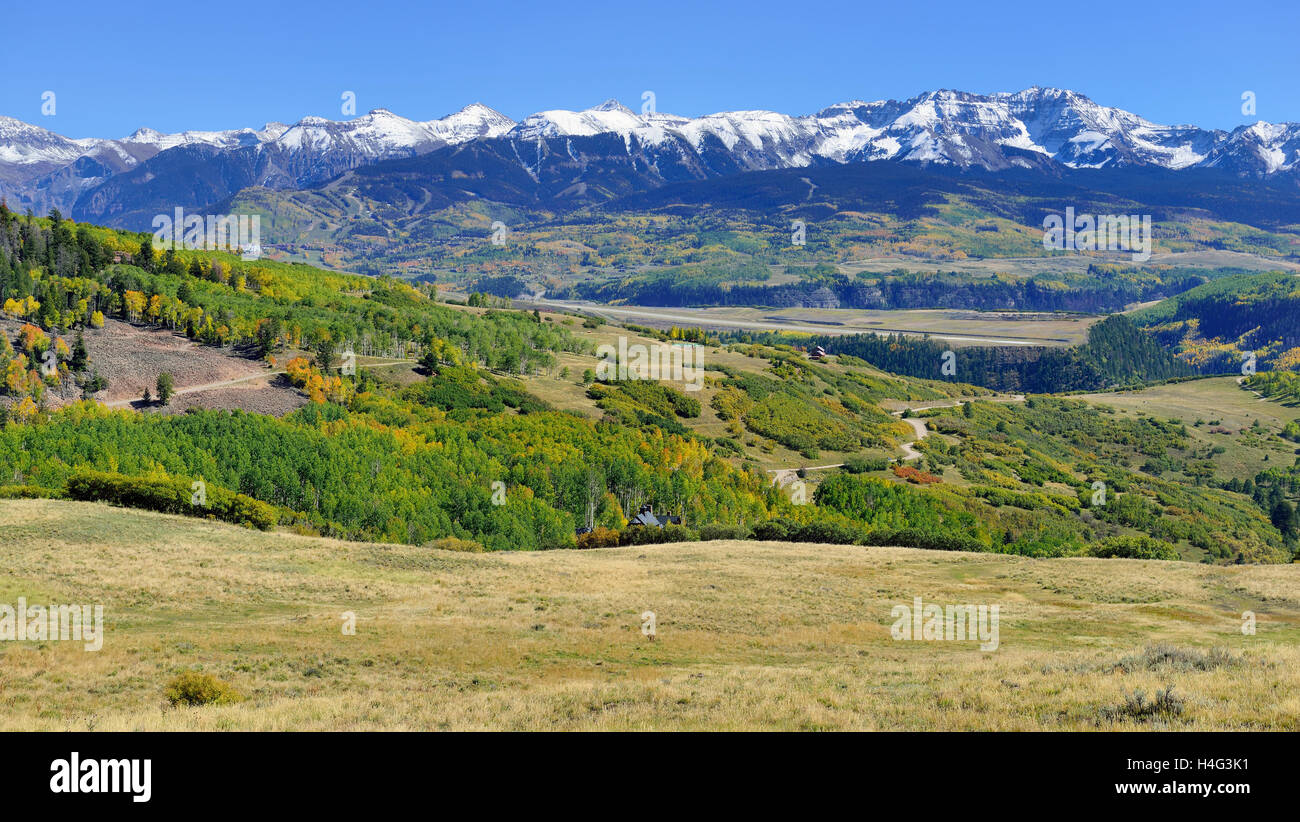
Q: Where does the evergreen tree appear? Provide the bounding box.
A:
[156,373,175,406]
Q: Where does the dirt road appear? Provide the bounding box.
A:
[767,393,1027,485]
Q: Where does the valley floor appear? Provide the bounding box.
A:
[525,298,1096,346]
[1,499,1296,731]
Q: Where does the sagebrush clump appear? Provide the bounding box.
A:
[164,671,243,707]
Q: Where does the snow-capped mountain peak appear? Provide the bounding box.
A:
[0,116,87,166]
[512,100,655,140]
[592,99,636,114]
[428,104,515,143]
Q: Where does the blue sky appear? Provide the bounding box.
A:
[3,0,1298,137]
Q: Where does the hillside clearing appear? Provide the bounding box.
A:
[0,317,273,409]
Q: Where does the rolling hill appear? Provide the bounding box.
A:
[0,498,1295,730]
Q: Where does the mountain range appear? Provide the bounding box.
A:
[3,87,1299,230]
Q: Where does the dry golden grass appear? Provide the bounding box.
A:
[1077,377,1300,432]
[1,499,1296,731]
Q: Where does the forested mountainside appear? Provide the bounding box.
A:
[1131,271,1300,371]
[0,207,1295,563]
[551,262,1235,314]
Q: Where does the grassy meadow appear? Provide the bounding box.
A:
[1077,377,1300,481]
[2,499,1296,731]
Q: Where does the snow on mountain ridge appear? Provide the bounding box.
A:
[122,122,289,152]
[0,116,88,166]
[8,89,1296,176]
[5,90,1300,221]
[495,88,1243,172]
[270,104,517,155]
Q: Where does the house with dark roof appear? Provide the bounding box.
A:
[628,504,662,528]
[626,504,684,529]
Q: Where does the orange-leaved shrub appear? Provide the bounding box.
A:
[576,527,621,549]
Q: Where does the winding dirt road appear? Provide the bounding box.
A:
[767,394,1026,485]
[887,394,1025,461]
